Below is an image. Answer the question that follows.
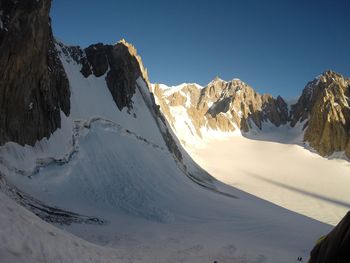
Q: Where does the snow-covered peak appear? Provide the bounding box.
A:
[154,82,203,96]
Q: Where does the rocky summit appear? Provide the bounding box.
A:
[291,70,350,158]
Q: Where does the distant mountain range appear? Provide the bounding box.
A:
[152,70,350,159]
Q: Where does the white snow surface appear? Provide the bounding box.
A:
[0,191,120,263]
[154,82,203,96]
[0,47,334,262]
[179,120,350,226]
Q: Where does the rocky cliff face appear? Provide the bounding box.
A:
[59,39,150,112]
[153,78,289,137]
[0,0,70,146]
[291,71,350,158]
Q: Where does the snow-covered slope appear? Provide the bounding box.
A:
[189,124,350,226]
[0,42,333,263]
[0,191,120,263]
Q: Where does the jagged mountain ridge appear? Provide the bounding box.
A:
[152,78,289,136]
[153,71,350,159]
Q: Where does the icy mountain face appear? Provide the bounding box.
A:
[0,0,70,146]
[152,78,289,142]
[291,70,350,158]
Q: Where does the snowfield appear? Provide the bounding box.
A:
[178,120,350,226]
[0,45,336,262]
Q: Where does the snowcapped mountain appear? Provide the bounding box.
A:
[0,0,348,262]
[153,71,350,159]
[152,77,290,147]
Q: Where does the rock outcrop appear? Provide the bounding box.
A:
[309,211,350,263]
[291,71,350,157]
[0,0,70,146]
[62,39,150,112]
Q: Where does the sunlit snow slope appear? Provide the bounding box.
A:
[192,127,350,226]
[158,85,350,226]
[0,45,332,263]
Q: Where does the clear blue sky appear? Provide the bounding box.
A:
[51,0,350,98]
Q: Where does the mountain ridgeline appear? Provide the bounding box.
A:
[153,71,350,159]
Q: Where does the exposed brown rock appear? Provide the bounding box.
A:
[155,78,289,136]
[291,71,350,157]
[0,0,70,146]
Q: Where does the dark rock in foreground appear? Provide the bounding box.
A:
[310,211,350,263]
[0,0,70,146]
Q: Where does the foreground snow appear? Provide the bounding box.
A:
[0,186,329,263]
[0,191,120,263]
